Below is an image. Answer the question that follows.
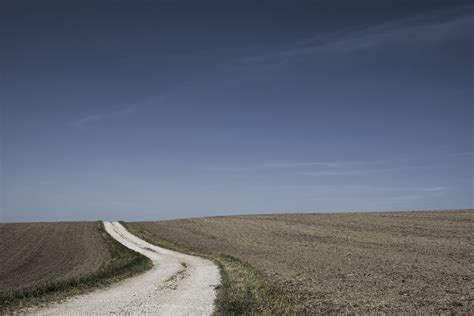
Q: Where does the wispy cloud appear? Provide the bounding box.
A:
[207,164,431,176]
[70,95,165,128]
[242,5,473,63]
[418,186,449,192]
[207,151,468,175]
[207,161,349,172]
[117,106,137,115]
[345,185,448,193]
[71,114,105,127]
[71,109,128,128]
[280,184,449,194]
[303,166,431,176]
[206,166,259,172]
[262,161,347,168]
[302,170,359,176]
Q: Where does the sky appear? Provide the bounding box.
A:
[1,0,473,222]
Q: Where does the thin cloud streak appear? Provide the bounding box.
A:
[279,184,449,193]
[70,95,165,128]
[208,152,469,174]
[242,5,473,63]
[303,166,432,176]
[262,161,347,168]
[207,161,349,172]
[207,149,470,175]
[206,166,259,172]
[418,186,449,192]
[339,185,449,194]
[71,114,105,127]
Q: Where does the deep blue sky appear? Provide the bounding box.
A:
[1,0,473,222]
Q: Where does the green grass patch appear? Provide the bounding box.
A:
[121,222,305,315]
[0,221,152,314]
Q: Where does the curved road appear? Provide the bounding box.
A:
[30,221,220,315]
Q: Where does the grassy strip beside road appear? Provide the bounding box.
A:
[0,221,152,313]
[121,222,304,314]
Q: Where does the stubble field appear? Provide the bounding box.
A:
[130,210,473,314]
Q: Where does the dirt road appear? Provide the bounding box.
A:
[29,221,220,315]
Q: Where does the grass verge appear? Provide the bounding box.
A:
[121,222,305,314]
[0,221,152,314]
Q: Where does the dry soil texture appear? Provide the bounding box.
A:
[132,210,474,313]
[29,222,219,315]
[0,222,111,294]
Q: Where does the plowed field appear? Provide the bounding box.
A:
[131,210,473,313]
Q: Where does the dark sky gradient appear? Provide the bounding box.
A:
[1,1,473,222]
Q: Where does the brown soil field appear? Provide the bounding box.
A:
[0,221,151,312]
[0,222,110,293]
[130,210,474,314]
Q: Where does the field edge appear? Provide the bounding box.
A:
[0,221,153,314]
[122,221,305,315]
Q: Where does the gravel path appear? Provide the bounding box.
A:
[30,221,220,315]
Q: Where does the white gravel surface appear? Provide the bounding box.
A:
[29,221,220,315]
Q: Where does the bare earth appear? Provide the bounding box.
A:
[0,222,111,294]
[132,210,474,313]
[28,221,220,315]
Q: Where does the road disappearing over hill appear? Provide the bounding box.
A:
[30,221,220,315]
